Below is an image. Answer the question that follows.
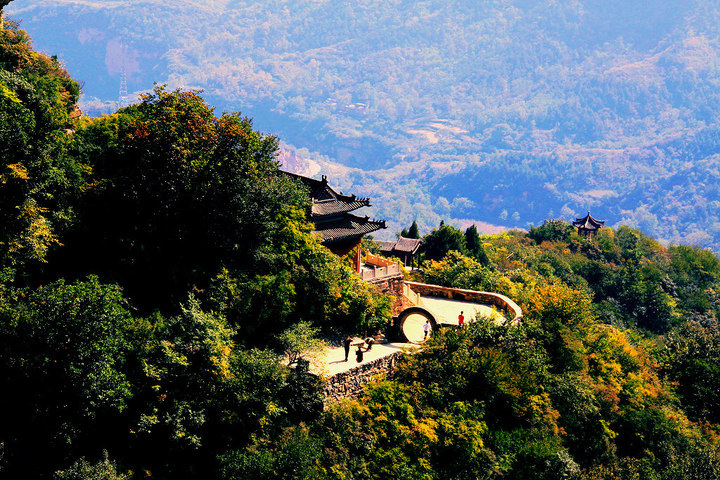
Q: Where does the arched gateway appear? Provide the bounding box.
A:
[396,306,440,343]
[389,282,523,343]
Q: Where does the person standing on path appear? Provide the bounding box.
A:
[355,345,364,363]
[458,311,464,328]
[423,320,431,339]
[343,335,352,361]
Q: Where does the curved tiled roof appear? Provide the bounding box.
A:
[312,197,370,216]
[282,170,386,244]
[394,236,422,254]
[376,240,397,253]
[376,236,422,255]
[572,212,605,230]
[283,171,370,217]
[315,213,386,244]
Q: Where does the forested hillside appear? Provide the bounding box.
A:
[0,21,390,478]
[237,221,720,479]
[8,0,720,250]
[4,19,720,480]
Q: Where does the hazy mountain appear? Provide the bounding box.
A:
[8,0,720,248]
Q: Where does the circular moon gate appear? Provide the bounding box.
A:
[397,307,439,343]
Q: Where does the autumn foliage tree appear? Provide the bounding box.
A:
[55,86,309,311]
[0,20,85,269]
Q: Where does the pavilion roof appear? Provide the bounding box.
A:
[572,212,605,230]
[314,213,386,244]
[375,240,397,253]
[375,236,422,255]
[393,237,422,254]
[312,196,370,216]
[281,170,386,245]
[282,171,370,217]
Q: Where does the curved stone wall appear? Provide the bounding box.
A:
[404,281,523,325]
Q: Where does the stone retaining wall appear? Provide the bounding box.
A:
[324,352,403,402]
[369,275,416,315]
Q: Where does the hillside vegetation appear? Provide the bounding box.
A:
[0,22,390,478]
[243,221,720,479]
[8,0,720,249]
[3,17,720,480]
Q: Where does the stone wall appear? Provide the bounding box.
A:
[323,352,403,403]
[368,275,416,316]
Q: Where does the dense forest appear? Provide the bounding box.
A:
[4,13,720,480]
[8,0,720,250]
[0,21,389,478]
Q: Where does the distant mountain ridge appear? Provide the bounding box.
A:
[8,0,720,248]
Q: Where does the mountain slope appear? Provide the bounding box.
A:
[8,0,720,248]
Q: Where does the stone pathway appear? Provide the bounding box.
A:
[419,296,506,325]
[308,297,507,375]
[308,340,415,377]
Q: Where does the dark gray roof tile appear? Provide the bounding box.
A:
[315,213,386,244]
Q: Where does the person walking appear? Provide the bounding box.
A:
[423,320,431,339]
[458,311,465,328]
[343,335,352,361]
[355,345,364,363]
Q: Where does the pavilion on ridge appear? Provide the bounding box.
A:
[283,171,386,271]
[375,236,422,269]
[573,211,605,237]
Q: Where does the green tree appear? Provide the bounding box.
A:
[279,358,325,423]
[219,425,323,480]
[60,86,309,311]
[54,451,128,480]
[548,373,613,466]
[208,240,392,345]
[668,245,720,316]
[0,23,86,269]
[277,321,327,366]
[465,224,490,266]
[423,250,499,291]
[126,299,292,477]
[422,222,467,262]
[528,220,574,245]
[407,220,420,239]
[614,263,676,333]
[0,277,134,477]
[665,320,720,423]
[526,283,593,373]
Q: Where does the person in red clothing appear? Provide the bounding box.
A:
[458,311,465,328]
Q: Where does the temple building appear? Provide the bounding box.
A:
[573,212,605,237]
[283,172,386,270]
[375,236,423,269]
